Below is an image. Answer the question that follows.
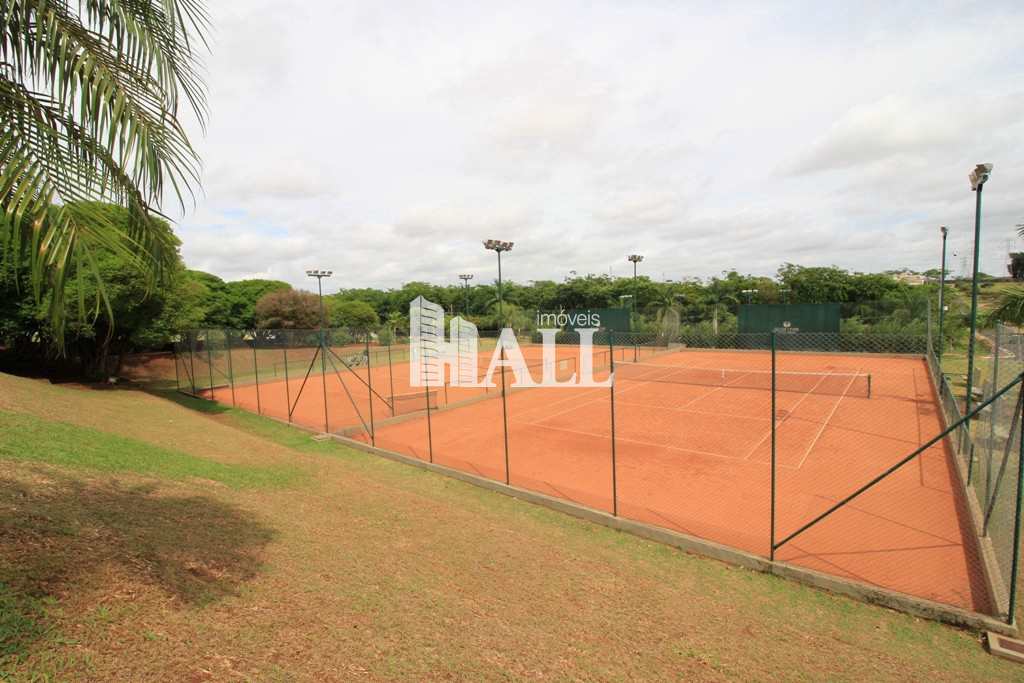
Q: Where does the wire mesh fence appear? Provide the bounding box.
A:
[175,323,1024,624]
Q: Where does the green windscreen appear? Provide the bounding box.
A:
[738,303,841,334]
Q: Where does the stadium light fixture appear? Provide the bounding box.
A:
[965,164,993,419]
[483,240,514,323]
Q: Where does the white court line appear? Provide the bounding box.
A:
[509,416,737,461]
[741,369,837,461]
[509,413,808,469]
[613,398,772,423]
[793,367,862,470]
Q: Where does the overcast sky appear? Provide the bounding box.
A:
[172,1,1024,294]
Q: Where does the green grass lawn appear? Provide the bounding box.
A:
[0,372,1022,680]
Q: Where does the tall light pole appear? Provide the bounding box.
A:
[741,288,759,304]
[938,226,949,362]
[779,287,791,304]
[306,268,333,433]
[965,163,993,417]
[458,273,474,315]
[627,255,644,319]
[483,240,514,326]
[483,239,513,485]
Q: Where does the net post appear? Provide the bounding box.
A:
[1007,381,1024,624]
[252,332,262,415]
[867,374,872,399]
[365,332,375,446]
[283,334,292,423]
[609,330,618,516]
[770,331,777,561]
[225,330,237,407]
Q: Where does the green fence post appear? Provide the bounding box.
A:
[252,333,262,415]
[283,335,292,423]
[387,342,396,417]
[770,331,777,561]
[500,335,511,485]
[365,333,375,446]
[225,330,237,407]
[1007,382,1024,624]
[205,329,215,400]
[609,331,618,516]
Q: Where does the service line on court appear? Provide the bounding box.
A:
[793,366,862,470]
[741,369,837,462]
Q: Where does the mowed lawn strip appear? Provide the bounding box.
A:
[0,371,1020,681]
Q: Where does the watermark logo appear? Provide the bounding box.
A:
[410,296,610,388]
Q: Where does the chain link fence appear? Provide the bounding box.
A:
[175,322,1024,624]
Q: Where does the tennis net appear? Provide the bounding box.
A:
[613,363,871,398]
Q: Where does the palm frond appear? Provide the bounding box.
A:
[0,0,207,348]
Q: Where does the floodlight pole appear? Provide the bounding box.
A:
[938,226,949,362]
[627,254,644,317]
[484,240,514,484]
[307,268,333,433]
[458,273,474,315]
[965,164,993,418]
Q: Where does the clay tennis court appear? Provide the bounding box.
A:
[191,344,989,613]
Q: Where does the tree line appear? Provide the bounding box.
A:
[2,204,980,376]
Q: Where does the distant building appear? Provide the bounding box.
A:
[891,271,928,286]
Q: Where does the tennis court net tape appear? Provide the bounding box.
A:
[613,363,871,398]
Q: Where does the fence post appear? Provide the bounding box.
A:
[365,333,375,446]
[424,347,434,463]
[609,331,618,516]
[770,332,777,560]
[187,332,197,395]
[1007,382,1024,624]
[283,334,292,423]
[205,330,215,400]
[252,333,262,415]
[173,339,181,392]
[987,324,1002,509]
[225,330,237,407]
[387,342,396,417]
[500,334,511,485]
[320,329,330,434]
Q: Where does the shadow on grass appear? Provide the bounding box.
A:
[146,387,232,415]
[0,469,277,657]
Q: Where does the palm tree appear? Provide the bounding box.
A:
[1,1,209,345]
[704,291,738,336]
[986,286,1024,326]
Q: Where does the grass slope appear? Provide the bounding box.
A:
[0,372,1021,681]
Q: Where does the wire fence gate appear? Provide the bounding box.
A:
[174,321,1024,624]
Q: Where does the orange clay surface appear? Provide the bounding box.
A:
[196,346,990,614]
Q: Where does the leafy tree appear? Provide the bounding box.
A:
[1009,254,1024,281]
[254,289,321,329]
[777,264,853,303]
[1,0,209,345]
[1,203,199,375]
[328,299,379,330]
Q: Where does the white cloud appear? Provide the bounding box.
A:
[168,1,1024,290]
